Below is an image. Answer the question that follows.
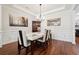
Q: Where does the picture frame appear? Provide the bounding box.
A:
[9,14,28,27]
[47,18,61,26]
[32,21,41,32]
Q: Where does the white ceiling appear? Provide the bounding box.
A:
[13,4,65,14]
[11,4,77,16]
[20,4,65,14]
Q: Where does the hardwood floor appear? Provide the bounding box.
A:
[0,39,79,55]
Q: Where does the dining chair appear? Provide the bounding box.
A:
[18,30,31,54]
[36,29,49,48]
[48,30,52,40]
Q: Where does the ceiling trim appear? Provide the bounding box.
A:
[73,4,79,10]
[11,5,74,16]
[43,6,65,15]
[12,5,36,16]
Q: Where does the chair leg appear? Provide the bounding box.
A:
[46,41,48,45]
[25,48,28,55]
[44,41,48,48]
[18,45,21,54]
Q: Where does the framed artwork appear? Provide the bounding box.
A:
[47,18,61,26]
[32,21,41,32]
[9,14,28,27]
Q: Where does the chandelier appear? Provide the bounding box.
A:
[36,4,45,21]
[40,4,42,20]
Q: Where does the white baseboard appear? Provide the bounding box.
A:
[3,39,17,45]
[0,45,2,48]
[52,39,73,44]
[72,41,76,44]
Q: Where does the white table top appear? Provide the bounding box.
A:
[26,32,44,41]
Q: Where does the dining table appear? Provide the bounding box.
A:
[26,32,44,55]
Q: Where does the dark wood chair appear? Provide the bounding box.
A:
[18,30,31,54]
[36,29,49,48]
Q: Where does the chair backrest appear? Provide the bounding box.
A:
[48,30,51,39]
[18,30,27,47]
[42,29,48,42]
[45,30,49,41]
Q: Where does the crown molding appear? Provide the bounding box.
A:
[71,5,76,10]
[11,5,75,16]
[12,5,36,16]
[12,5,66,16]
[43,6,65,15]
[73,4,79,10]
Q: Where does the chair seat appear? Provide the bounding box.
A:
[23,40,31,47]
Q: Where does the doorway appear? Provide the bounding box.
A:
[75,20,79,44]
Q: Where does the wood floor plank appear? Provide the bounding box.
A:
[0,39,79,55]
